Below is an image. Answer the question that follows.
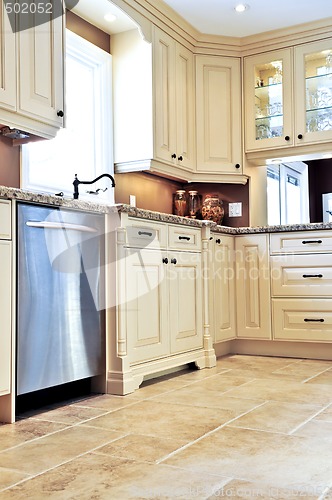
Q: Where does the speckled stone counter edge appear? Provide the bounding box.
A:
[1,185,332,234]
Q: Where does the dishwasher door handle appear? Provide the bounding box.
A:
[26,221,98,233]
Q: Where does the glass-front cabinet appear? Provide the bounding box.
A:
[244,40,332,153]
[295,39,332,145]
[244,49,293,151]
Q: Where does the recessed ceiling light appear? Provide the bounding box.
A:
[104,13,117,23]
[234,3,249,13]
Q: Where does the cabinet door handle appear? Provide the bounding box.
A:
[304,318,325,322]
[216,238,221,244]
[179,236,190,241]
[284,135,290,141]
[171,153,176,159]
[297,134,303,140]
[178,155,183,161]
[162,258,169,264]
[138,231,152,237]
[302,274,323,278]
[302,240,322,244]
[57,110,64,117]
[171,258,177,264]
[235,163,241,169]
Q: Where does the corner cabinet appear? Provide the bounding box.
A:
[0,0,64,139]
[235,234,271,339]
[195,55,244,180]
[244,39,332,160]
[105,214,216,396]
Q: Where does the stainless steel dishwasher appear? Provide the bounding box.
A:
[17,202,105,396]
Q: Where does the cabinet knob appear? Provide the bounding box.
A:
[178,155,183,161]
[216,238,221,244]
[297,134,303,140]
[171,258,177,264]
[284,135,290,141]
[162,257,169,264]
[235,163,241,169]
[171,153,176,159]
[57,110,64,117]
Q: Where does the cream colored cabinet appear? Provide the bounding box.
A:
[270,231,332,342]
[153,26,195,172]
[209,233,236,343]
[244,39,332,157]
[195,55,243,178]
[0,0,64,139]
[0,200,12,398]
[235,234,271,339]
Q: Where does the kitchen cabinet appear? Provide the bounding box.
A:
[0,201,12,398]
[270,231,332,342]
[195,55,243,178]
[106,214,214,396]
[153,26,195,172]
[244,39,332,157]
[209,233,236,343]
[0,0,64,139]
[235,234,271,339]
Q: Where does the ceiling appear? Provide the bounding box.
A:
[72,0,332,38]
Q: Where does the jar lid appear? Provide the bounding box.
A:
[175,190,186,194]
[188,190,198,195]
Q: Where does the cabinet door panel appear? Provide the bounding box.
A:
[169,252,203,353]
[196,55,242,173]
[0,241,11,395]
[17,5,63,127]
[235,235,271,339]
[0,0,16,110]
[125,249,169,364]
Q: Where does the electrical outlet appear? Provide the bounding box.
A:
[229,202,242,217]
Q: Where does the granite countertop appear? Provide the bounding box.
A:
[1,185,332,233]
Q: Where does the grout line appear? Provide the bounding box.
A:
[302,366,332,384]
[288,402,332,435]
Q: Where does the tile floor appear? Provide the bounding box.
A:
[1,354,332,498]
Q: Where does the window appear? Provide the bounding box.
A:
[267,162,309,225]
[21,30,113,203]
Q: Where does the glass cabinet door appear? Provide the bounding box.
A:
[244,49,293,152]
[295,40,332,145]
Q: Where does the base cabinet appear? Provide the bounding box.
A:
[0,241,11,396]
[235,234,271,339]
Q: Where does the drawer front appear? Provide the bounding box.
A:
[0,200,11,240]
[168,225,201,251]
[271,254,332,296]
[272,298,332,342]
[126,220,167,249]
[270,231,332,254]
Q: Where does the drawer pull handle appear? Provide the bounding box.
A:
[138,231,152,237]
[302,240,322,244]
[304,318,325,322]
[179,236,191,241]
[162,258,169,265]
[216,238,221,244]
[302,274,323,278]
[171,258,177,265]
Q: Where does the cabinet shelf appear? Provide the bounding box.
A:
[255,82,282,91]
[255,114,283,121]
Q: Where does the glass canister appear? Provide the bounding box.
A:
[173,190,187,217]
[188,190,200,218]
[201,194,224,224]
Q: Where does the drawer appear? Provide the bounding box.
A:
[168,225,201,251]
[0,200,11,240]
[126,220,167,249]
[270,231,332,254]
[272,298,332,342]
[271,254,332,296]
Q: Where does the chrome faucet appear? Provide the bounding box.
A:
[73,173,115,199]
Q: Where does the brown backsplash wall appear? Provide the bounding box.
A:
[0,138,20,188]
[115,172,250,227]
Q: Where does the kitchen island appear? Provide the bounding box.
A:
[1,186,332,423]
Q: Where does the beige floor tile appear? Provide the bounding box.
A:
[314,405,332,422]
[207,478,321,499]
[163,426,332,492]
[223,377,332,405]
[0,468,30,491]
[72,393,143,410]
[80,400,228,442]
[304,368,332,385]
[0,419,69,452]
[0,425,124,475]
[95,433,185,463]
[0,453,231,500]
[272,359,332,380]
[216,354,298,372]
[229,400,322,434]
[24,404,111,425]
[292,419,332,442]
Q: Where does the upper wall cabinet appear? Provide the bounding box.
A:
[244,39,332,160]
[0,0,64,139]
[195,55,243,179]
